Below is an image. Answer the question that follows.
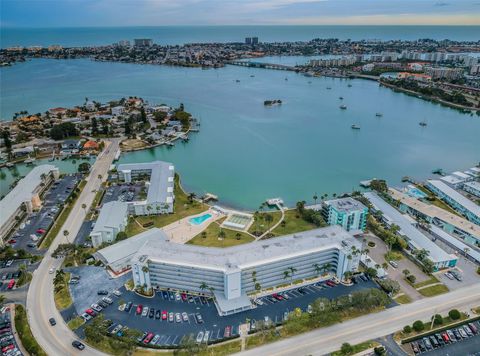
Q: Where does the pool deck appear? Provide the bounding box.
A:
[162,209,224,244]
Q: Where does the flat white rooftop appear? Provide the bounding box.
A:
[364,192,456,264]
[91,201,128,235]
[0,164,57,229]
[428,180,480,217]
[132,225,360,273]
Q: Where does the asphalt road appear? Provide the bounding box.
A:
[26,139,119,356]
[236,283,480,356]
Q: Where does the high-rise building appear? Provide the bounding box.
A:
[252,37,259,45]
[245,37,252,45]
[134,38,153,47]
[321,197,368,233]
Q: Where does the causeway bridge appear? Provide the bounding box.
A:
[228,60,296,71]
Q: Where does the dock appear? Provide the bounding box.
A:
[202,193,218,202]
[266,197,284,206]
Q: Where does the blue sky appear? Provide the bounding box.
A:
[2,0,480,27]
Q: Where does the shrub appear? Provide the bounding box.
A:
[340,343,353,355]
[433,314,443,325]
[413,320,425,332]
[448,309,461,320]
[407,274,416,284]
[403,325,412,334]
[374,346,386,355]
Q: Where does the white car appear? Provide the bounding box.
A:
[175,313,181,323]
[182,312,189,322]
[196,331,204,343]
[203,331,210,343]
[141,306,148,317]
[81,313,92,321]
[49,267,55,274]
[91,304,102,312]
[445,272,454,280]
[112,290,121,297]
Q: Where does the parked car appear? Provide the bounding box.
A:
[125,302,132,312]
[97,290,108,295]
[81,313,91,321]
[196,331,204,343]
[464,325,473,336]
[136,304,143,315]
[444,272,454,280]
[182,312,189,322]
[149,308,155,318]
[143,333,154,344]
[141,307,148,317]
[91,304,102,312]
[168,312,174,322]
[155,310,161,319]
[468,322,478,334]
[175,313,181,323]
[161,310,167,320]
[224,326,231,338]
[196,313,203,323]
[151,334,161,345]
[181,293,187,302]
[411,341,419,354]
[389,260,398,268]
[203,330,210,343]
[112,290,121,297]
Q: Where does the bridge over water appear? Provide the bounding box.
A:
[227,60,296,71]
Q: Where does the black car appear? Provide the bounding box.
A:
[155,310,161,319]
[13,271,21,279]
[195,313,203,323]
[72,340,85,350]
[125,302,132,312]
[97,290,108,295]
[49,318,56,326]
[161,291,168,299]
[149,308,155,318]
[98,301,108,308]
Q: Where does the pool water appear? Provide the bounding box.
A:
[189,213,212,225]
[406,185,428,199]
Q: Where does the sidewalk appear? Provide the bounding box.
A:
[9,303,29,356]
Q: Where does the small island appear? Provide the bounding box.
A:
[264,99,282,106]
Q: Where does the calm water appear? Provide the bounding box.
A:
[2,58,479,209]
[2,26,480,47]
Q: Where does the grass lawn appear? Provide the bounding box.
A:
[245,331,281,350]
[418,284,449,297]
[125,174,208,237]
[54,272,73,310]
[188,218,254,248]
[133,339,242,355]
[40,179,87,248]
[67,316,85,330]
[394,294,412,304]
[271,209,317,236]
[248,211,282,235]
[384,250,403,261]
[331,340,379,356]
[416,185,461,216]
[413,275,439,289]
[14,305,47,356]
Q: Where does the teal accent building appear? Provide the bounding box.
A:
[322,197,368,234]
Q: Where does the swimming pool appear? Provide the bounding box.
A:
[189,213,212,225]
[406,185,428,199]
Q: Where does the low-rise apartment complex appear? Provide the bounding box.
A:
[321,197,368,234]
[90,201,129,247]
[0,164,59,243]
[117,161,175,216]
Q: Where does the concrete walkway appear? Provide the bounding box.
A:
[163,209,224,244]
[10,303,29,356]
[258,203,285,241]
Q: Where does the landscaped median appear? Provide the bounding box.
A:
[14,305,47,356]
[331,340,381,356]
[54,271,73,310]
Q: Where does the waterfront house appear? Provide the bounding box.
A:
[82,140,99,151]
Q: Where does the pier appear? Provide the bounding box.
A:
[228,60,296,71]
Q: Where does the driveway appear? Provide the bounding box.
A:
[365,233,428,301]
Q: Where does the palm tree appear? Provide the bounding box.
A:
[289,267,297,283]
[235,232,241,240]
[201,231,207,239]
[322,263,332,275]
[402,269,410,277]
[63,230,70,243]
[218,229,226,239]
[188,192,196,203]
[313,193,318,205]
[313,263,322,276]
[199,282,208,292]
[283,270,291,281]
[381,262,388,270]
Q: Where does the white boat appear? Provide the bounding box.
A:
[351,124,360,130]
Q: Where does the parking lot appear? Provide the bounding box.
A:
[102,183,144,205]
[0,307,23,356]
[0,260,30,293]
[407,320,480,355]
[430,237,480,290]
[67,266,382,347]
[10,174,80,252]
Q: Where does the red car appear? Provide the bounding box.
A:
[224,326,231,338]
[161,310,167,320]
[181,293,187,302]
[136,304,143,315]
[85,308,97,317]
[442,332,450,343]
[143,332,154,344]
[36,228,46,234]
[326,280,336,287]
[272,293,283,301]
[1,344,14,353]
[8,239,16,245]
[7,280,15,290]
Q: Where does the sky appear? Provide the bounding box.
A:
[1,0,480,27]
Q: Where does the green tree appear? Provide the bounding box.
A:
[403,325,412,334]
[433,314,443,325]
[91,117,98,135]
[412,320,424,332]
[340,342,353,355]
[448,309,461,320]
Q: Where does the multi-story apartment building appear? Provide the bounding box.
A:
[130,225,361,315]
[321,197,368,234]
[90,201,129,247]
